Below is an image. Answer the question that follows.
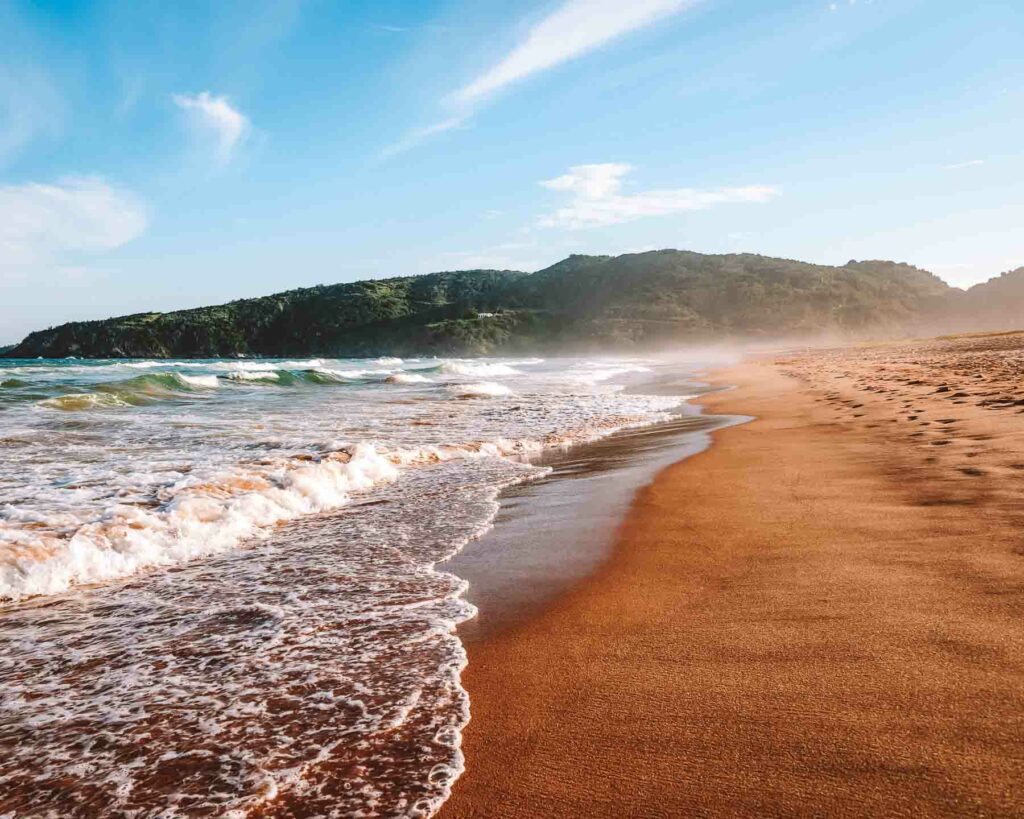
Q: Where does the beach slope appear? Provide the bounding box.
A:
[443,337,1024,817]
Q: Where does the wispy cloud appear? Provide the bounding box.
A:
[539,163,779,229]
[943,159,985,170]
[385,0,695,156]
[828,0,873,10]
[379,116,466,159]
[0,64,62,166]
[454,0,694,105]
[172,91,250,163]
[0,177,147,270]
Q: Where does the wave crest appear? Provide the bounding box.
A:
[447,382,514,398]
[434,362,520,377]
[0,445,398,601]
[39,372,220,410]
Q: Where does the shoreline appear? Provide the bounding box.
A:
[0,356,709,817]
[447,364,740,642]
[441,346,1024,817]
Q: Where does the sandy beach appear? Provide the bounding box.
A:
[442,334,1024,818]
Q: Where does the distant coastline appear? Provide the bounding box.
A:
[6,249,1023,360]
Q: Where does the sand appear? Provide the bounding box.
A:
[441,334,1024,818]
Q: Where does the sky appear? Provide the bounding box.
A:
[1,0,1022,342]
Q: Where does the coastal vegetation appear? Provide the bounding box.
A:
[4,250,1021,358]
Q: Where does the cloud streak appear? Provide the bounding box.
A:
[385,0,695,156]
[539,163,778,228]
[379,116,466,159]
[943,159,985,170]
[454,0,693,106]
[0,177,147,268]
[0,64,62,165]
[173,91,250,163]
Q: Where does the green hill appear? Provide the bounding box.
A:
[3,250,1015,358]
[944,267,1024,332]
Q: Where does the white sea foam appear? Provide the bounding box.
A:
[225,369,281,382]
[0,353,693,816]
[0,444,397,601]
[0,457,533,817]
[386,373,431,385]
[40,392,131,410]
[448,381,513,397]
[123,360,191,369]
[178,374,219,389]
[215,359,324,371]
[314,367,386,380]
[214,361,279,372]
[436,362,519,377]
[569,363,652,384]
[508,357,545,366]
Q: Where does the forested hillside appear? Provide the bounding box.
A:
[940,267,1024,332]
[4,250,1016,358]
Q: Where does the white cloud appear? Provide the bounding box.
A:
[379,115,466,158]
[384,0,695,156]
[0,177,147,268]
[539,163,779,229]
[542,162,633,199]
[172,91,250,162]
[453,0,694,105]
[943,159,985,170]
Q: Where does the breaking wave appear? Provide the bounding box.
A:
[448,381,514,398]
[0,352,700,817]
[0,444,398,600]
[40,372,222,410]
[431,362,520,377]
[387,372,432,384]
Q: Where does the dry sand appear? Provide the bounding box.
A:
[441,334,1024,818]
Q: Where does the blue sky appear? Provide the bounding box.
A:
[1,0,1022,342]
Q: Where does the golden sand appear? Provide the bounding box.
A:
[442,335,1024,817]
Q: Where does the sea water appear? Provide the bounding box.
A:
[0,355,691,817]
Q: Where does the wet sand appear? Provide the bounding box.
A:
[448,377,741,641]
[441,335,1024,818]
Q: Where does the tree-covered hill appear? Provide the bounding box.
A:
[941,267,1024,332]
[3,250,1017,358]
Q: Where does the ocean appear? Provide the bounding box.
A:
[0,354,704,816]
